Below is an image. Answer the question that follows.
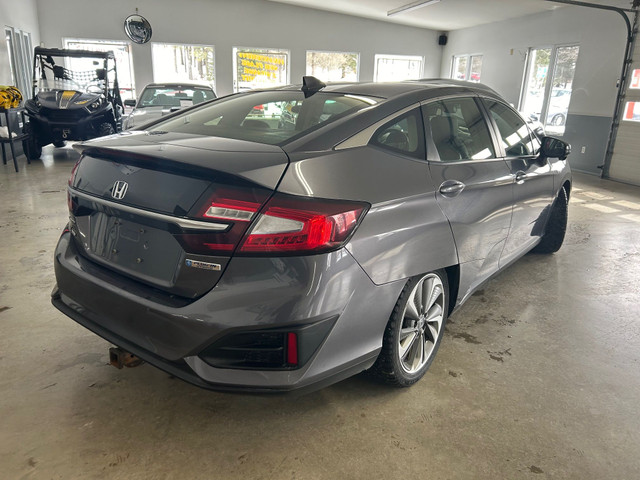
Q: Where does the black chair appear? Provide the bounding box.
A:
[0,107,30,172]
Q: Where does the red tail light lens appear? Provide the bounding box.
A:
[239,193,368,254]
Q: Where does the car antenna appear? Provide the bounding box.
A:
[302,76,326,97]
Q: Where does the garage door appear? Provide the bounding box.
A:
[609,36,640,185]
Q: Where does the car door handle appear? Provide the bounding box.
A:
[515,171,529,184]
[439,180,465,197]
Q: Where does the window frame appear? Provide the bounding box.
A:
[63,37,137,101]
[4,27,32,99]
[369,107,426,160]
[151,42,216,91]
[232,46,291,93]
[305,50,360,82]
[373,54,424,82]
[450,54,483,82]
[421,95,500,164]
[518,43,579,136]
[480,97,541,159]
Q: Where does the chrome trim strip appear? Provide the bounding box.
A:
[70,188,229,231]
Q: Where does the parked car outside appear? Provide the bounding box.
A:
[53,77,571,393]
[122,83,216,129]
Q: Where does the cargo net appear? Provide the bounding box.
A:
[51,65,104,91]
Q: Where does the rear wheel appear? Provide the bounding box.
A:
[551,114,565,126]
[371,270,449,387]
[533,186,568,254]
[23,123,42,160]
[97,122,115,137]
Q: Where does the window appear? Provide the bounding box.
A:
[371,109,424,159]
[233,47,290,92]
[374,54,423,82]
[152,43,215,91]
[451,54,483,82]
[485,100,540,157]
[4,27,32,99]
[64,38,136,100]
[152,91,377,145]
[423,98,495,162]
[306,51,359,82]
[519,45,579,136]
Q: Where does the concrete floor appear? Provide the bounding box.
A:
[1,147,640,480]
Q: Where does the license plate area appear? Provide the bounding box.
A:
[78,212,183,286]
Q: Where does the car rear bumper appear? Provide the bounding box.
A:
[52,232,405,392]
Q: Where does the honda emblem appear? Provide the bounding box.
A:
[112,181,128,200]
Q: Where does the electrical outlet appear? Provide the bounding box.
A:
[581,146,586,154]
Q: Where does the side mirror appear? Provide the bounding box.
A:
[541,136,571,160]
[124,99,136,107]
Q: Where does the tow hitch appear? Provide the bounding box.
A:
[109,347,144,369]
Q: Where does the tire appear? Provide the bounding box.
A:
[52,139,66,148]
[533,186,568,254]
[551,114,565,126]
[23,123,42,160]
[370,270,449,387]
[97,122,115,137]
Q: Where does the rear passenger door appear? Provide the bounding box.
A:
[422,97,513,299]
[481,99,554,266]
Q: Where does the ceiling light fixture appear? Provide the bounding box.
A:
[387,0,441,17]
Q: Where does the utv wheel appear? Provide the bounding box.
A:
[23,123,42,160]
[551,114,565,126]
[98,122,115,137]
[53,139,66,148]
[533,186,568,254]
[371,270,449,387]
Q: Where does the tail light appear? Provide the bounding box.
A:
[67,158,82,211]
[238,193,368,254]
[178,190,368,256]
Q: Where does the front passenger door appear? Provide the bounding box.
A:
[482,100,555,266]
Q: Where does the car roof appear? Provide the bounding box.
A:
[274,78,500,101]
[143,83,214,91]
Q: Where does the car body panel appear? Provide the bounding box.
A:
[52,79,572,393]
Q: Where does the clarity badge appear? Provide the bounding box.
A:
[185,259,221,271]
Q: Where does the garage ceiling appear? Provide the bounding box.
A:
[266,0,634,30]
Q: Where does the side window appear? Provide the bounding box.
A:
[485,100,539,157]
[371,108,425,159]
[423,98,495,162]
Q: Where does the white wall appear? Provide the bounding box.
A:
[441,6,626,116]
[0,0,40,86]
[35,0,443,97]
[441,6,628,173]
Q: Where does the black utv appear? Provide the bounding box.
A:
[23,47,124,159]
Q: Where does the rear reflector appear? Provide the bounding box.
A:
[286,332,298,366]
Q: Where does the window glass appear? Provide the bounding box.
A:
[374,55,423,82]
[152,91,377,145]
[233,47,289,92]
[486,100,540,156]
[470,55,483,82]
[423,98,495,162]
[152,43,215,91]
[371,109,424,159]
[452,56,468,80]
[520,45,579,136]
[64,38,136,100]
[138,86,215,108]
[306,51,359,82]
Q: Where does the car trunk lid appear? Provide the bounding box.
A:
[68,133,289,298]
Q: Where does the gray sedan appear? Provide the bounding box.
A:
[122,83,216,130]
[53,78,571,393]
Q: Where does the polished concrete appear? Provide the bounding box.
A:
[1,148,640,479]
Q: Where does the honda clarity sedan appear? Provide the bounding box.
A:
[52,77,571,393]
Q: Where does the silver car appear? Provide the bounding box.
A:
[122,83,216,129]
[53,78,571,393]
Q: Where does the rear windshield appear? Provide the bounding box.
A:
[149,91,379,145]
